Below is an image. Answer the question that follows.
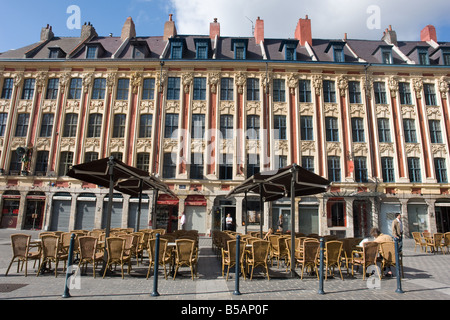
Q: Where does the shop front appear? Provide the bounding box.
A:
[24,192,46,230]
[213,196,236,232]
[102,193,123,229]
[75,193,96,231]
[298,198,319,235]
[128,194,150,230]
[184,195,207,235]
[436,201,450,233]
[50,192,73,231]
[1,191,21,229]
[156,194,179,233]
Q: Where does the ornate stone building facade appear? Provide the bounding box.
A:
[0,16,449,237]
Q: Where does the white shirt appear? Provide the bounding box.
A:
[180,214,185,225]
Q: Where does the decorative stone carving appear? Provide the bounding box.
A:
[166,100,180,113]
[219,101,235,114]
[110,139,125,150]
[287,73,298,95]
[273,102,288,115]
[85,139,100,149]
[426,105,441,117]
[376,104,390,117]
[130,72,142,94]
[82,73,93,92]
[312,74,323,95]
[157,71,167,93]
[439,77,449,99]
[338,75,348,97]
[353,143,368,155]
[364,74,373,99]
[140,100,155,113]
[208,72,220,94]
[59,72,71,92]
[301,141,316,152]
[182,73,193,93]
[192,101,207,113]
[350,104,365,116]
[235,72,247,94]
[324,103,339,115]
[401,105,416,117]
[13,73,23,87]
[35,71,48,93]
[326,142,341,154]
[17,100,32,113]
[246,101,261,114]
[405,143,421,154]
[379,143,394,154]
[412,78,423,98]
[299,103,314,115]
[432,144,447,155]
[106,73,116,90]
[60,138,76,149]
[388,76,399,98]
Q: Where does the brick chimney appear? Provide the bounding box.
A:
[121,17,136,41]
[163,14,177,41]
[254,17,264,43]
[382,25,397,46]
[295,15,312,46]
[81,22,98,40]
[40,24,54,42]
[421,25,437,42]
[210,18,220,39]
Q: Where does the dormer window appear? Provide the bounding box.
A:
[418,48,430,65]
[443,50,450,66]
[279,40,298,61]
[48,47,65,59]
[194,39,211,59]
[86,46,98,59]
[325,42,345,62]
[231,39,248,60]
[169,39,186,59]
[131,40,150,59]
[373,45,393,64]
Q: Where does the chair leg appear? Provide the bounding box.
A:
[5,258,15,276]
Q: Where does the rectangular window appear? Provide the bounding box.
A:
[46,78,59,100]
[329,201,345,227]
[382,48,392,64]
[220,115,233,139]
[167,77,180,100]
[328,156,341,182]
[285,44,296,61]
[351,117,365,142]
[195,41,209,59]
[234,42,246,60]
[15,113,29,137]
[21,79,35,100]
[1,78,14,99]
[164,113,179,139]
[111,152,123,162]
[273,79,286,102]
[403,119,417,143]
[193,77,207,100]
[325,117,339,142]
[219,154,233,180]
[435,158,448,183]
[84,152,99,163]
[9,151,22,174]
[374,82,387,104]
[63,113,78,137]
[348,81,361,104]
[170,40,183,59]
[399,82,412,105]
[113,114,126,138]
[87,113,102,138]
[323,80,336,103]
[274,115,287,140]
[246,115,260,140]
[300,116,313,140]
[163,153,176,178]
[142,78,155,100]
[299,80,312,103]
[424,83,437,106]
[333,46,344,62]
[86,46,97,59]
[429,120,443,144]
[302,156,314,172]
[381,157,395,182]
[220,78,234,101]
[116,78,129,100]
[0,113,8,136]
[247,154,260,178]
[191,114,205,139]
[40,113,54,137]
[408,157,422,183]
[377,118,391,143]
[190,153,204,179]
[247,78,260,101]
[58,151,73,176]
[444,52,450,66]
[92,78,106,100]
[418,49,430,65]
[68,78,82,99]
[278,155,288,169]
[35,151,49,175]
[137,153,150,172]
[354,156,368,183]
[139,114,153,138]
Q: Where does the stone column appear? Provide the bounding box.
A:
[346,198,355,238]
[235,195,244,234]
[425,198,437,234]
[399,198,409,237]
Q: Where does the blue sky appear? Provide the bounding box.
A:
[2,0,450,53]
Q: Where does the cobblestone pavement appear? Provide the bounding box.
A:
[0,229,449,304]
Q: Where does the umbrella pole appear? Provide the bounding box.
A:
[101,157,115,275]
[290,165,299,278]
[151,189,159,229]
[259,183,263,238]
[244,191,248,235]
[136,179,143,232]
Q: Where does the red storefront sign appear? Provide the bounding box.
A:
[157,194,179,206]
[185,195,207,206]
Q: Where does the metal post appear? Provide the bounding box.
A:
[259,183,264,238]
[394,237,404,294]
[290,166,296,277]
[318,237,325,295]
[151,233,161,297]
[135,179,143,232]
[233,235,241,295]
[244,191,248,235]
[62,233,76,298]
[101,157,115,275]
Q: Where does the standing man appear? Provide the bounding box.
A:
[225,213,233,231]
[391,212,403,252]
[180,211,186,230]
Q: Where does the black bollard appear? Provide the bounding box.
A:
[151,233,161,297]
[62,233,76,298]
[394,237,404,294]
[233,235,241,296]
[318,237,325,295]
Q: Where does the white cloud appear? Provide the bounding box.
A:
[167,0,450,41]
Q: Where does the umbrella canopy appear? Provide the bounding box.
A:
[67,157,177,198]
[226,163,331,201]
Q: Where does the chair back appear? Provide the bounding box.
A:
[175,239,195,263]
[10,234,31,258]
[303,240,320,262]
[78,236,98,260]
[444,232,450,246]
[325,240,343,264]
[362,241,379,264]
[41,235,60,259]
[278,236,288,254]
[412,232,421,243]
[149,238,168,261]
[434,233,444,244]
[226,239,245,263]
[252,240,270,262]
[379,241,396,264]
[268,235,279,249]
[89,230,103,239]
[106,237,125,260]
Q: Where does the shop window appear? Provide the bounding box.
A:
[327,199,345,227]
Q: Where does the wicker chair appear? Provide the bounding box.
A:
[412,232,426,252]
[247,240,270,280]
[444,232,450,254]
[296,240,320,279]
[351,241,380,280]
[37,234,68,277]
[103,237,131,279]
[147,238,172,280]
[324,240,343,280]
[5,234,41,277]
[221,239,246,281]
[425,233,445,254]
[268,235,279,266]
[173,239,197,280]
[77,236,104,278]
[379,241,403,278]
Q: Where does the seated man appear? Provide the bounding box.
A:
[370,228,393,243]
